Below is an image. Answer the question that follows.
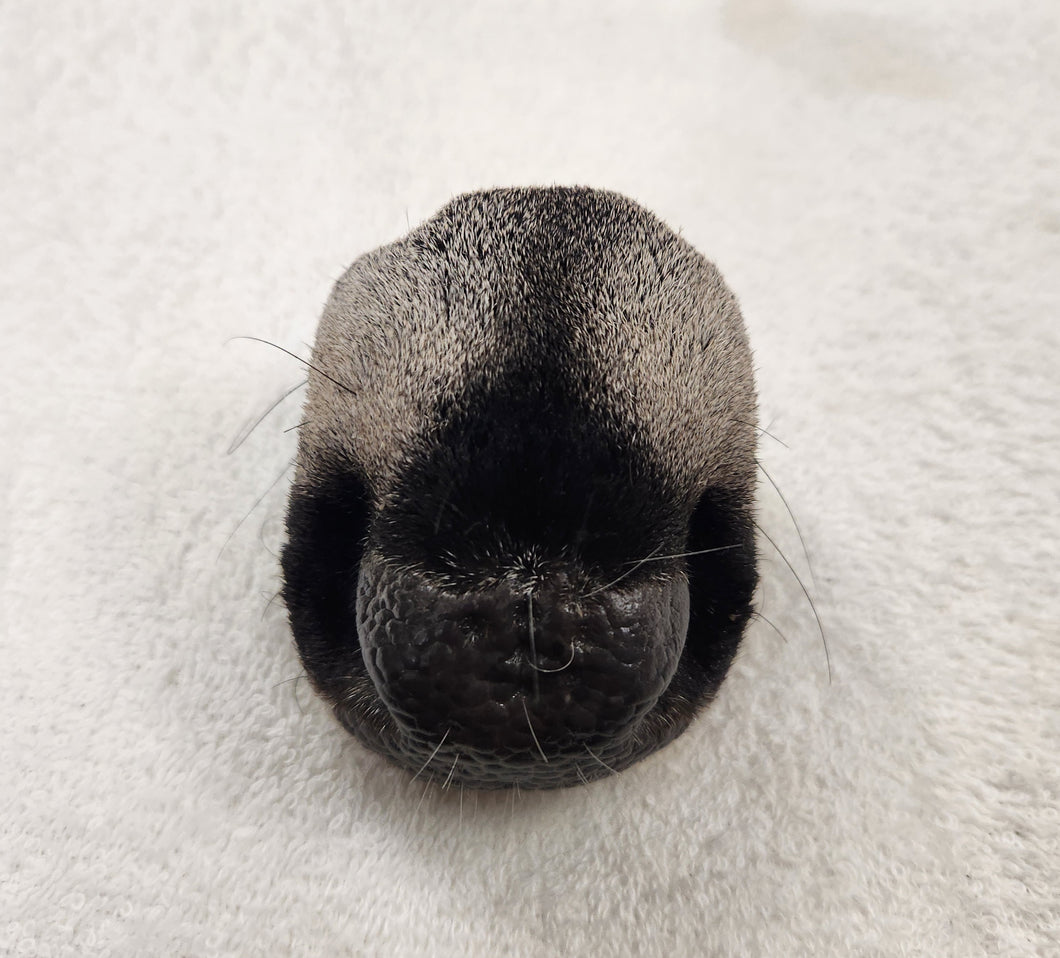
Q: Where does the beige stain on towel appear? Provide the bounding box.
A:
[722,0,954,99]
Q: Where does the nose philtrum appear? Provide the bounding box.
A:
[355,553,689,756]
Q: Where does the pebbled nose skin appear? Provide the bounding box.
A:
[357,552,689,759]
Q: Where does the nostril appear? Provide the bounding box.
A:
[356,551,689,757]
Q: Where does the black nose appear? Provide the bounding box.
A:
[356,552,689,759]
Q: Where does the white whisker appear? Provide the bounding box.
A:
[410,728,450,783]
[522,699,549,763]
[584,744,618,775]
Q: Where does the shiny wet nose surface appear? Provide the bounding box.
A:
[356,553,689,759]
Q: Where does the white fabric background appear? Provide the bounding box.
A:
[3,1,1057,955]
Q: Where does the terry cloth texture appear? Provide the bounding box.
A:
[2,1,1057,956]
